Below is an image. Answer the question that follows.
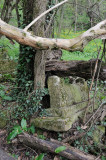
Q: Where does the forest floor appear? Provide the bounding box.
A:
[0,80,106,160]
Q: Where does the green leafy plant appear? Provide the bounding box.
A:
[35,153,45,160]
[7,118,35,141]
[7,125,22,141]
[10,81,48,120]
[38,134,46,140]
[102,156,106,160]
[55,146,66,153]
[0,84,12,101]
[21,118,27,131]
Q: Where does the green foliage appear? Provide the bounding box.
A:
[64,77,70,84]
[38,134,46,140]
[102,156,106,160]
[21,118,27,131]
[11,82,48,120]
[55,146,66,153]
[0,37,19,60]
[35,153,45,160]
[57,133,63,141]
[7,125,22,141]
[28,125,35,134]
[7,45,48,120]
[7,118,35,141]
[0,84,12,101]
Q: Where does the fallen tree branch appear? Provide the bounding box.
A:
[18,132,99,160]
[45,59,106,80]
[0,19,106,52]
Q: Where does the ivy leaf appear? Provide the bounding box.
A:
[3,96,12,101]
[28,125,35,134]
[102,156,106,160]
[35,153,44,160]
[13,125,22,134]
[55,146,66,153]
[21,118,27,131]
[7,130,18,141]
[7,126,22,141]
[87,131,92,137]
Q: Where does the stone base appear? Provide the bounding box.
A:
[31,117,74,132]
[31,76,90,131]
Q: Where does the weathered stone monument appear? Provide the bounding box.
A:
[31,76,89,131]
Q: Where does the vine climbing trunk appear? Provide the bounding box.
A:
[17,0,35,87]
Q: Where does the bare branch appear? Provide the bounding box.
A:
[0,19,106,52]
[23,0,68,32]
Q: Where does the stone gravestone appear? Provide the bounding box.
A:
[31,76,88,131]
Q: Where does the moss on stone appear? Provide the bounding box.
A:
[31,117,73,132]
[32,76,89,131]
[93,125,105,146]
[0,111,8,129]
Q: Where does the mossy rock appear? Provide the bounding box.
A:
[48,76,88,109]
[0,60,17,74]
[0,111,8,129]
[31,76,89,131]
[93,125,105,147]
[0,117,7,129]
[31,117,73,132]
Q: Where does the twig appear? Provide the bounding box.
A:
[45,10,57,35]
[83,47,101,123]
[24,0,68,32]
[62,132,86,143]
[84,101,106,127]
[93,40,105,110]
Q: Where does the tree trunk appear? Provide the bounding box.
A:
[34,51,47,89]
[32,0,47,89]
[45,59,106,81]
[18,133,99,160]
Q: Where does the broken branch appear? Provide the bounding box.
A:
[0,19,106,51]
[18,132,98,160]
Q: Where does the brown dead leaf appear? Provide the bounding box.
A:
[81,125,88,129]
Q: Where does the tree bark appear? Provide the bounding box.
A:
[32,0,47,89]
[0,19,106,51]
[18,133,99,160]
[45,59,106,80]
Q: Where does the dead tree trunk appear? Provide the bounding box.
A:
[18,133,98,160]
[45,59,106,80]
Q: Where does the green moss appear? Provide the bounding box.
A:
[0,60,17,73]
[22,32,27,37]
[31,117,73,131]
[93,125,105,145]
[0,117,7,128]
[0,111,8,129]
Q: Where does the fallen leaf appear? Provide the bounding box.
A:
[81,125,88,129]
